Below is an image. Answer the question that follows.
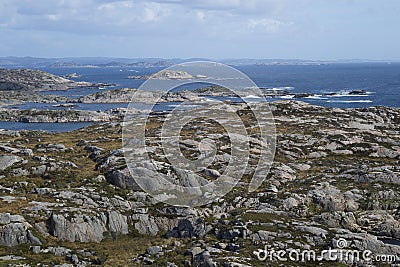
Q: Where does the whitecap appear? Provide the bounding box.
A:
[199,97,218,102]
[280,95,295,99]
[268,87,294,91]
[243,95,263,99]
[305,95,327,100]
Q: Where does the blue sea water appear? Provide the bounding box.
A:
[236,63,400,108]
[39,63,400,109]
[2,63,399,132]
[0,121,93,132]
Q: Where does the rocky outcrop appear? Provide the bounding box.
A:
[0,68,91,91]
[0,213,41,247]
[77,88,201,104]
[128,70,205,80]
[0,90,70,108]
[372,220,400,239]
[0,108,121,122]
[78,88,159,104]
[105,169,141,191]
[0,101,399,265]
[307,183,360,212]
[166,217,207,239]
[131,214,160,236]
[0,155,23,170]
[47,211,128,243]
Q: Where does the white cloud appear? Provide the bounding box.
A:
[165,0,285,14]
[46,14,59,21]
[141,2,171,22]
[196,11,206,21]
[4,0,398,59]
[0,0,295,36]
[247,18,292,33]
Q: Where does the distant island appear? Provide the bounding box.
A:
[128,70,207,80]
[0,68,90,91]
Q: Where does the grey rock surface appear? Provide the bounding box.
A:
[0,213,41,247]
[0,155,23,170]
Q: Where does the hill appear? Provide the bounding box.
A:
[0,68,90,91]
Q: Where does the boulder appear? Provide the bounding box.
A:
[131,214,159,236]
[107,211,129,235]
[192,250,217,267]
[308,183,359,212]
[146,245,162,255]
[167,217,206,238]
[106,168,141,190]
[0,155,23,170]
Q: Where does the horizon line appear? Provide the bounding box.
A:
[1,56,400,62]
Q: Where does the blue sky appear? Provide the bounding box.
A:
[0,0,399,60]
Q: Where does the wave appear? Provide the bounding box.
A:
[280,95,295,99]
[200,97,218,102]
[279,86,295,90]
[243,95,264,99]
[305,94,328,100]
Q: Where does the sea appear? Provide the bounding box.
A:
[2,63,400,132]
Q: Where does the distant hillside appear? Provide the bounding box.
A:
[0,57,176,69]
[2,56,395,69]
[0,68,90,91]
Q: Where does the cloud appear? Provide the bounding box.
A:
[141,2,171,22]
[0,0,301,59]
[0,0,295,37]
[247,18,293,33]
[0,1,160,35]
[161,0,286,14]
[2,0,398,59]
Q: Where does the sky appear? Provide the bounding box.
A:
[0,0,399,60]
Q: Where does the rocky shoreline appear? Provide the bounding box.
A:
[0,68,93,92]
[0,68,372,125]
[0,87,370,123]
[0,100,399,266]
